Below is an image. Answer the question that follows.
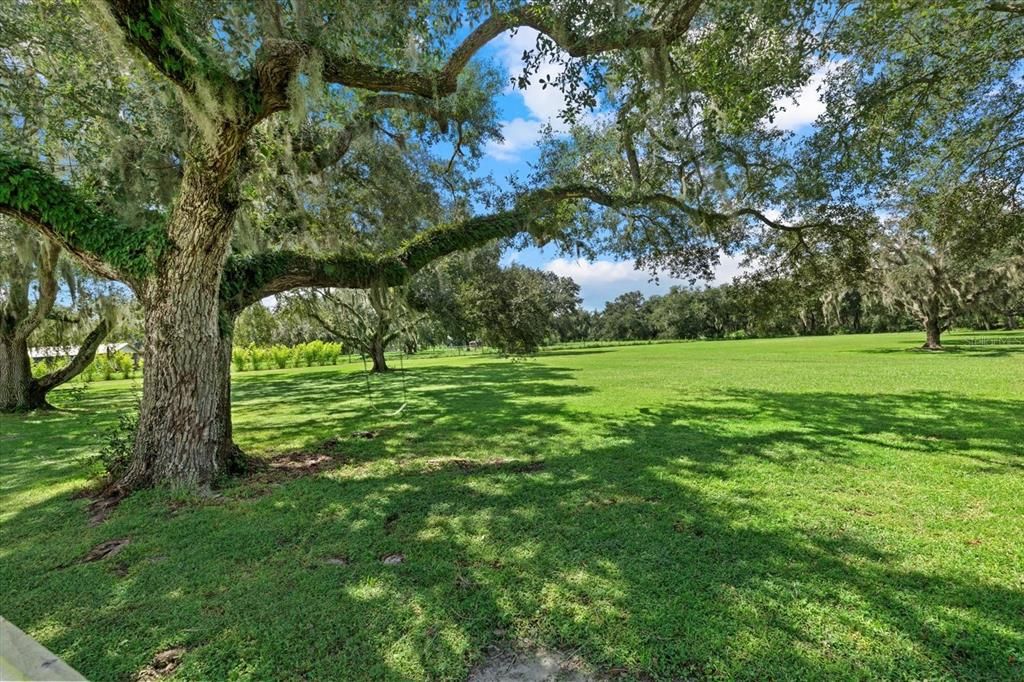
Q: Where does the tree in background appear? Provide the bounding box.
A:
[594,292,655,341]
[408,247,502,348]
[461,265,581,354]
[410,246,581,353]
[1,220,113,411]
[874,184,1024,349]
[297,286,419,372]
[234,303,278,347]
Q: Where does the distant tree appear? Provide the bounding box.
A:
[594,292,655,341]
[1,221,112,411]
[552,307,596,343]
[235,303,278,347]
[409,247,502,347]
[874,184,1024,349]
[297,286,418,372]
[461,265,579,354]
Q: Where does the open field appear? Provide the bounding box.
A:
[1,332,1022,680]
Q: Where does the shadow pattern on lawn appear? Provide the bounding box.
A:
[1,361,1022,680]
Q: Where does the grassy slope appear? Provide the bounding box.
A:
[0,332,1022,680]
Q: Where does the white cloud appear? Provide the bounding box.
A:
[708,252,751,286]
[494,29,571,125]
[770,61,843,133]
[486,28,575,162]
[484,117,545,161]
[543,254,753,309]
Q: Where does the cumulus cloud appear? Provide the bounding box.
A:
[770,61,843,133]
[484,28,573,162]
[543,254,753,309]
[485,117,546,162]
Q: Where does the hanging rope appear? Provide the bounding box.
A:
[360,348,408,417]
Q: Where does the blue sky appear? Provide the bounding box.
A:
[471,30,833,309]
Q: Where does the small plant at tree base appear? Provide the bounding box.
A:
[94,407,139,482]
[30,359,49,379]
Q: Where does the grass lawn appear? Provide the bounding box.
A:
[1,331,1022,680]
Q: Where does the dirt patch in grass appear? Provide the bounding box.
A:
[80,537,130,563]
[136,647,186,681]
[248,443,351,483]
[469,645,599,682]
[71,483,128,526]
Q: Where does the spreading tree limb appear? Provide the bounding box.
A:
[222,182,808,311]
[250,1,704,118]
[34,319,112,392]
[0,154,165,283]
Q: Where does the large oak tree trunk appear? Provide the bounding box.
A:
[370,337,389,373]
[0,334,40,411]
[119,134,243,491]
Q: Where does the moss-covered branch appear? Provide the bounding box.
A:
[0,153,166,282]
[100,0,246,106]
[251,2,703,118]
[34,319,112,392]
[222,186,580,311]
[221,181,810,314]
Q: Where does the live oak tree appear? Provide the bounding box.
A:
[0,0,827,491]
[807,1,1024,198]
[459,265,580,354]
[296,286,420,372]
[874,184,1024,349]
[0,220,112,411]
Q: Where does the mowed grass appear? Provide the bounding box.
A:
[1,332,1022,681]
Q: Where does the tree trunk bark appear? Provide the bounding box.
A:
[0,334,46,411]
[121,268,233,489]
[119,136,243,491]
[370,338,389,373]
[922,317,943,350]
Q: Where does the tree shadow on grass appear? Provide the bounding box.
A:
[231,361,589,458]
[1,370,1022,679]
[854,332,1024,357]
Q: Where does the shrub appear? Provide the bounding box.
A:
[232,346,250,371]
[303,340,325,366]
[94,408,138,481]
[80,361,97,383]
[270,344,291,369]
[30,359,49,379]
[321,342,342,365]
[113,351,134,379]
[93,354,114,380]
[250,345,271,370]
